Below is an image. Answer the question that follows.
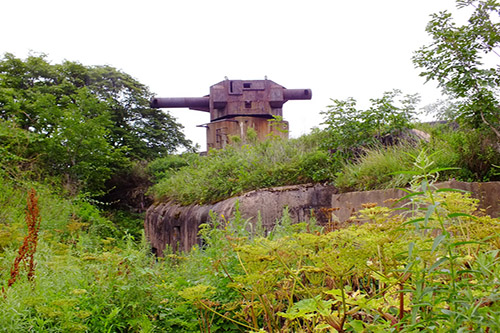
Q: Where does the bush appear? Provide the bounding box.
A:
[320,90,419,161]
[447,128,500,181]
[147,153,200,182]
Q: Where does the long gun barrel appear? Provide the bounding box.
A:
[283,89,312,100]
[150,97,210,109]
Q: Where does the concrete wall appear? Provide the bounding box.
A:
[145,184,337,256]
[331,181,500,222]
[144,181,500,256]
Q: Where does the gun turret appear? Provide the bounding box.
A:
[151,79,312,150]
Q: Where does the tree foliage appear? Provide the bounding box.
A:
[0,53,191,193]
[320,89,419,161]
[413,0,500,138]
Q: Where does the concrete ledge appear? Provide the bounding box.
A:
[145,184,337,255]
[331,180,500,222]
[145,181,500,256]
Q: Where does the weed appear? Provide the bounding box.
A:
[4,188,41,290]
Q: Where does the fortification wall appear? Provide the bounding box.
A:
[145,181,500,256]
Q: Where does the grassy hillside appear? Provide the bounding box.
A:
[1,106,499,331]
[149,130,333,205]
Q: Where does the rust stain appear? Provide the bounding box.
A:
[150,78,312,150]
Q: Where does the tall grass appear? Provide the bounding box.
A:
[150,125,493,206]
[0,233,172,332]
[334,142,460,192]
[151,133,334,205]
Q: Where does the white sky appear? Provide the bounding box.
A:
[1,0,460,149]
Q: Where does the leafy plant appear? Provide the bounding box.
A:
[320,89,419,163]
[147,153,200,182]
[169,150,500,332]
[413,0,500,139]
[446,128,500,180]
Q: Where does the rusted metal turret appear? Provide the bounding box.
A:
[151,78,312,150]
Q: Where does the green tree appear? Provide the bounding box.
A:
[82,64,192,158]
[320,89,419,161]
[0,53,191,158]
[413,0,500,138]
[0,53,191,193]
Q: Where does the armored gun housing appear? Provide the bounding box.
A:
[150,79,312,150]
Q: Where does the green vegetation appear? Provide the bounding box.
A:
[0,53,191,195]
[3,161,499,331]
[413,0,500,139]
[320,89,419,165]
[171,165,500,332]
[0,0,499,331]
[149,95,499,205]
[150,131,333,205]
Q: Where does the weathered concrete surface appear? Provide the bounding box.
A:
[145,181,500,256]
[331,180,500,222]
[145,184,337,256]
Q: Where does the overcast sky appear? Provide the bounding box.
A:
[2,0,460,149]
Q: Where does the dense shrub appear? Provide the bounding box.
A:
[447,128,500,181]
[320,90,419,167]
